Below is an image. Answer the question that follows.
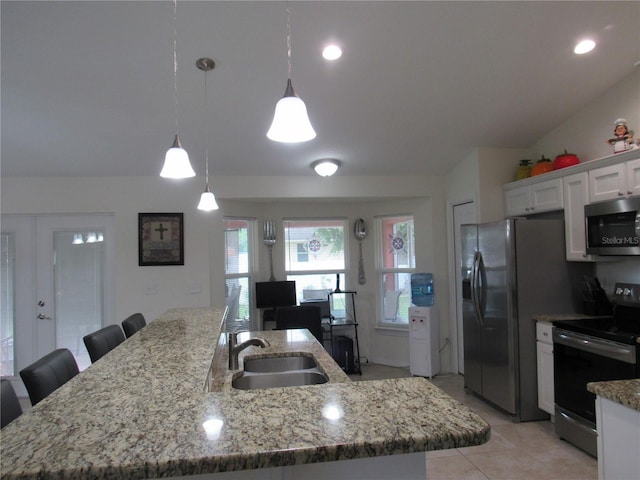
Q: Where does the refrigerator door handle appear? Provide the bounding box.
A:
[471,251,484,326]
[477,251,487,318]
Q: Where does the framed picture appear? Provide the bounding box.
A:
[138,213,184,266]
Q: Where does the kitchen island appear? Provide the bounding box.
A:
[587,379,640,480]
[0,308,490,480]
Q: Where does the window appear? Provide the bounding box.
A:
[377,215,415,326]
[224,218,254,330]
[284,219,346,302]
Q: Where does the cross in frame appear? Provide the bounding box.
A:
[155,223,168,240]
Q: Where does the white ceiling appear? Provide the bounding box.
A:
[2,1,639,178]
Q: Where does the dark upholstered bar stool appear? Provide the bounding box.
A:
[83,325,125,363]
[1,379,23,428]
[19,348,79,406]
[275,305,324,343]
[121,313,146,338]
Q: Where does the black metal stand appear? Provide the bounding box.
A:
[328,291,361,375]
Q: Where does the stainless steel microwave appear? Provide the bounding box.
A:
[585,197,640,255]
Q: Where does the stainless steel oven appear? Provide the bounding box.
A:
[552,283,640,457]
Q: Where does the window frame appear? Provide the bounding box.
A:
[283,217,348,300]
[223,217,256,329]
[375,214,416,330]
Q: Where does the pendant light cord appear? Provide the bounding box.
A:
[286,2,292,78]
[204,67,210,188]
[173,0,180,135]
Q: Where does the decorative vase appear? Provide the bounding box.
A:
[515,159,532,180]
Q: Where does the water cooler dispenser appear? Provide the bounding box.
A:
[409,273,439,377]
[409,306,439,378]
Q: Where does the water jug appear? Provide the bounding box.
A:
[411,273,434,306]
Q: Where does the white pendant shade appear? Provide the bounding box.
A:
[197,189,219,211]
[160,134,196,178]
[267,79,316,143]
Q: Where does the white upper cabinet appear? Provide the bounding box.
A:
[589,158,640,203]
[504,178,563,217]
[563,172,593,261]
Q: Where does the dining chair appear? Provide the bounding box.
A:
[121,313,146,338]
[83,324,125,363]
[275,305,324,343]
[19,348,79,406]
[1,379,23,428]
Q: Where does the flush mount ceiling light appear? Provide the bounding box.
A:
[160,0,195,179]
[266,3,316,143]
[312,158,341,177]
[196,58,219,212]
[574,39,596,55]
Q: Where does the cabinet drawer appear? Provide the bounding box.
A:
[536,322,553,344]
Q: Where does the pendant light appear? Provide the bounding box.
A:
[160,0,195,178]
[266,3,316,143]
[196,58,219,211]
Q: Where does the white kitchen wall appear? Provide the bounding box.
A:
[1,173,445,366]
[530,69,640,164]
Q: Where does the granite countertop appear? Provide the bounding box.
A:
[0,308,490,480]
[587,379,640,412]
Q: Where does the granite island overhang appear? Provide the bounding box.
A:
[0,308,490,480]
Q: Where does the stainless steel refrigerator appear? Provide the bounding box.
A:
[461,218,588,422]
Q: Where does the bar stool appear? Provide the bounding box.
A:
[83,325,125,363]
[122,313,146,338]
[19,348,79,406]
[1,379,23,428]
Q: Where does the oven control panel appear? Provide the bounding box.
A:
[613,283,640,307]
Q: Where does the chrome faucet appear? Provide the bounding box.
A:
[228,332,269,370]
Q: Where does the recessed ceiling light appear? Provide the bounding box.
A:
[322,44,342,61]
[574,39,596,55]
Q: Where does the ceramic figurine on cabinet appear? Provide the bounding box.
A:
[607,118,636,153]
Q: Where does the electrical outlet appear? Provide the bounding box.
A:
[145,285,158,295]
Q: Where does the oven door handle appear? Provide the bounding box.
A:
[553,328,636,364]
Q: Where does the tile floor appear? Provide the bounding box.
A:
[349,364,598,480]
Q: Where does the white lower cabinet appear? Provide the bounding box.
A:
[595,396,640,480]
[536,321,554,416]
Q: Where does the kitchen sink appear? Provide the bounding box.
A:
[243,354,318,373]
[232,371,328,390]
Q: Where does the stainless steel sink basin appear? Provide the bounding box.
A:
[243,354,318,373]
[232,371,328,390]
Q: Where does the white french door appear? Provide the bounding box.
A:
[1,215,114,393]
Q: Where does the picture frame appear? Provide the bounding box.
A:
[138,213,184,266]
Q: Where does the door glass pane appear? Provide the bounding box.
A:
[54,231,104,370]
[1,233,15,376]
